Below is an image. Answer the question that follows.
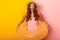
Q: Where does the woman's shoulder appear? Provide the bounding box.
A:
[23,12,27,17]
[24,12,27,15]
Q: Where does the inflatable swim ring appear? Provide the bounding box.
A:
[18,19,48,40]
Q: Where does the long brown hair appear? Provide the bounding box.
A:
[26,2,40,22]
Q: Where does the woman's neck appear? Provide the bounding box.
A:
[30,9,35,20]
[31,13,34,20]
[31,9,34,13]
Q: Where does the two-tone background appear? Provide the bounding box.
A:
[0,0,60,40]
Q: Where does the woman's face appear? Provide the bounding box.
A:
[30,3,35,10]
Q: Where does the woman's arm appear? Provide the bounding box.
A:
[38,13,48,26]
[38,13,50,31]
[17,13,27,29]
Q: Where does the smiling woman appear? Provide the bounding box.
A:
[17,2,49,40]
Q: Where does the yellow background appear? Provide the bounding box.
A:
[0,0,33,40]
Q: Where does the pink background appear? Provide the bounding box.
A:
[34,0,60,40]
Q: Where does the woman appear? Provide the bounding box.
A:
[17,2,48,32]
[17,2,49,40]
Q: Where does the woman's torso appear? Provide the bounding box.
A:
[27,13,38,32]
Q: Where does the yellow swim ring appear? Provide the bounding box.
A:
[18,19,48,40]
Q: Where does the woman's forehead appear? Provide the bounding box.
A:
[30,3,34,6]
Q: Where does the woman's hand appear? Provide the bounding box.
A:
[16,26,19,33]
[16,23,21,33]
[43,21,50,31]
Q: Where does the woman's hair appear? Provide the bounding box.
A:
[26,2,40,22]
